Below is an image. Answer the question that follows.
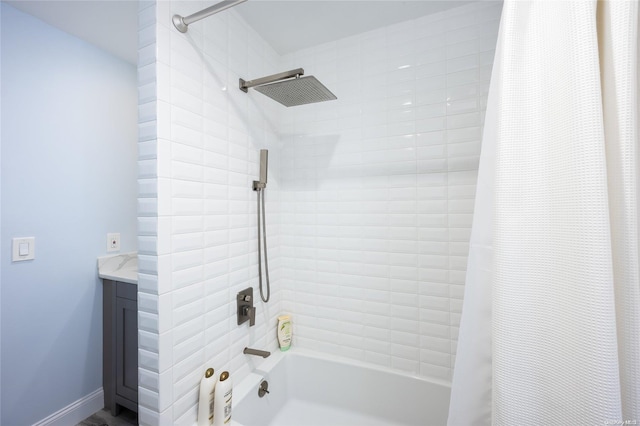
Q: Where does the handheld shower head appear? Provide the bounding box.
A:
[253,149,268,191]
[259,149,268,185]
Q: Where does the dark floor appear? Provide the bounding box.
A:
[76,407,137,426]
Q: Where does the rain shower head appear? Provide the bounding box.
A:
[239,68,337,107]
[254,76,336,107]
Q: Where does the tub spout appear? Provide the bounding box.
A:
[243,347,270,358]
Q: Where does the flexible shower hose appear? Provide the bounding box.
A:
[257,188,270,302]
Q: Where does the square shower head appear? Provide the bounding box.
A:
[253,75,337,107]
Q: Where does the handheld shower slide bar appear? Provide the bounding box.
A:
[172,0,247,33]
[254,150,270,303]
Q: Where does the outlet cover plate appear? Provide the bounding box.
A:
[107,233,120,252]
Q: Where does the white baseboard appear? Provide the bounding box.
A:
[33,388,104,426]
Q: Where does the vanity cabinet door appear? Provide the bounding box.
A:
[116,296,138,403]
[104,279,138,416]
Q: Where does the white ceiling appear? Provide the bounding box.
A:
[4,0,139,64]
[234,0,472,54]
[4,0,473,64]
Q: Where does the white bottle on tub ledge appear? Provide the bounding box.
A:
[197,368,217,426]
[213,371,232,426]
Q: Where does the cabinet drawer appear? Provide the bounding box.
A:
[116,281,137,301]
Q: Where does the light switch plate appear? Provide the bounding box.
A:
[107,233,120,252]
[12,237,35,262]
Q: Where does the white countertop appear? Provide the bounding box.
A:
[97,252,137,284]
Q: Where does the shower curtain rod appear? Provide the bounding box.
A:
[172,0,247,33]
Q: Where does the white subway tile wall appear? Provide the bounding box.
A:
[278,1,501,380]
[138,1,501,424]
[138,0,285,424]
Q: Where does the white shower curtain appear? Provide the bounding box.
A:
[448,1,640,425]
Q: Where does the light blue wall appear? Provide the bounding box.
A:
[0,4,137,424]
[0,4,3,423]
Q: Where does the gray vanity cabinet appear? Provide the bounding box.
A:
[103,279,138,416]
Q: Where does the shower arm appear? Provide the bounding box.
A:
[172,0,247,33]
[239,68,305,93]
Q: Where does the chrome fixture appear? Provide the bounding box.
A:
[172,0,247,33]
[258,380,270,398]
[240,68,337,107]
[253,149,268,191]
[254,150,271,302]
[237,287,255,326]
[243,347,271,358]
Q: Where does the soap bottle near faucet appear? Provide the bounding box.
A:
[212,371,232,426]
[197,368,216,426]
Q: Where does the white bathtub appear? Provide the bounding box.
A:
[231,348,450,426]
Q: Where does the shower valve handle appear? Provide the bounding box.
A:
[237,287,256,326]
[242,306,256,326]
